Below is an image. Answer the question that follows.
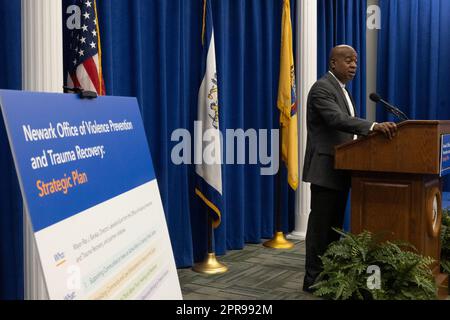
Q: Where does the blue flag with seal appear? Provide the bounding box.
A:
[195,0,222,229]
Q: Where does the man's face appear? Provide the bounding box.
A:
[331,48,358,84]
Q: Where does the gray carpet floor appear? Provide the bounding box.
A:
[178,239,319,300]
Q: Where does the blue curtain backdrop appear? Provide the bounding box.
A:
[0,1,23,300]
[377,0,450,191]
[317,0,367,231]
[85,0,296,265]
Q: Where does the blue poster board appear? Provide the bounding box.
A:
[0,90,181,300]
[441,134,450,177]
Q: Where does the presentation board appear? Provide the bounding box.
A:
[0,90,182,300]
[441,134,450,177]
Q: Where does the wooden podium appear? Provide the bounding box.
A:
[335,120,449,297]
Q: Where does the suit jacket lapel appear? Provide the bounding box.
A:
[325,73,352,116]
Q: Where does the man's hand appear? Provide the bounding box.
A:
[373,122,398,140]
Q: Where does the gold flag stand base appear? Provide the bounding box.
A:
[192,253,228,275]
[263,232,295,249]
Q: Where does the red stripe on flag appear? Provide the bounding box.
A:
[82,58,101,94]
[70,73,81,89]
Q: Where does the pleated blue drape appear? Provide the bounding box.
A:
[96,0,295,265]
[377,0,450,190]
[0,0,23,300]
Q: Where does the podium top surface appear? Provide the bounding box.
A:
[335,120,450,175]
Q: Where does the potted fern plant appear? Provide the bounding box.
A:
[311,229,437,300]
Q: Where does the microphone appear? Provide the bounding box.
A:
[370,93,409,121]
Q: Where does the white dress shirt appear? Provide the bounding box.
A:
[329,71,376,139]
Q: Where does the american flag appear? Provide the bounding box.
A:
[65,0,105,95]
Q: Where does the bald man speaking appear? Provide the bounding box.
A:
[302,45,397,293]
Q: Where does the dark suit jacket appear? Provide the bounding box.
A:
[302,72,374,191]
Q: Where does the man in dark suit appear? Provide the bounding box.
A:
[302,45,397,292]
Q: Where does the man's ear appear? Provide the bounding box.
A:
[330,59,335,70]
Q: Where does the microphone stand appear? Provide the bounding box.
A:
[380,101,409,122]
[372,97,409,122]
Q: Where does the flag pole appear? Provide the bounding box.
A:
[193,0,226,274]
[192,208,228,274]
[264,0,295,249]
[263,122,295,249]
